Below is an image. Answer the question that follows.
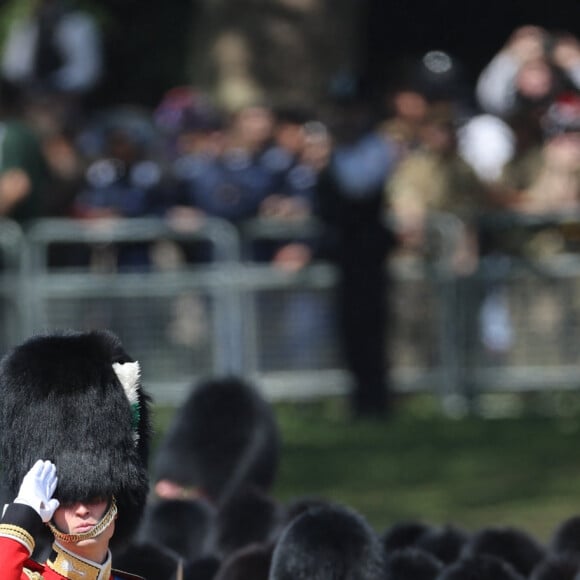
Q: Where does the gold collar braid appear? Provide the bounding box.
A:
[47,497,117,543]
[47,542,112,580]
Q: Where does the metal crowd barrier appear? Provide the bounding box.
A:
[0,212,579,409]
[456,212,580,413]
[19,217,244,403]
[0,218,26,351]
[239,213,464,405]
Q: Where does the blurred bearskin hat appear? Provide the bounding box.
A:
[114,541,180,579]
[438,554,525,580]
[136,497,217,561]
[153,375,280,505]
[384,547,444,580]
[214,542,274,580]
[381,520,434,555]
[0,329,152,550]
[550,515,580,556]
[530,554,580,580]
[460,525,546,578]
[183,555,222,580]
[215,485,282,558]
[269,503,385,580]
[415,523,470,565]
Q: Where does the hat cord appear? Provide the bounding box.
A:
[46,497,117,543]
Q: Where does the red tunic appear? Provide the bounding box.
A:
[0,504,142,579]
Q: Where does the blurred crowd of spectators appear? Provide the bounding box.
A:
[1,1,580,416]
[0,8,579,270]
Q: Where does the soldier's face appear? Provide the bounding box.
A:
[53,497,114,542]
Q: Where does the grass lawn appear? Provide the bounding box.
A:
[152,390,580,544]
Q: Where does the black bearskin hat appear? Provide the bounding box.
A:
[136,497,216,561]
[114,541,180,579]
[460,525,546,577]
[438,554,525,580]
[214,542,274,580]
[530,555,580,580]
[183,555,222,580]
[384,547,443,580]
[0,329,152,550]
[381,520,434,554]
[550,515,580,557]
[153,375,280,504]
[215,485,282,558]
[415,523,470,565]
[269,503,385,580]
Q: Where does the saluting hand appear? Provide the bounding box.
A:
[14,460,60,523]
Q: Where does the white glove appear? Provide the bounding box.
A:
[14,460,60,523]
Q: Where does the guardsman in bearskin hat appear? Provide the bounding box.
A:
[152,375,280,506]
[0,329,152,579]
[269,502,385,580]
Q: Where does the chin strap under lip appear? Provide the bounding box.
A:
[46,496,117,543]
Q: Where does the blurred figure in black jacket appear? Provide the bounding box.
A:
[316,72,398,419]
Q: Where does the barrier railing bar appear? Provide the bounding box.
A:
[2,212,580,407]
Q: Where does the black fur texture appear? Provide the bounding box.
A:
[381,520,434,555]
[136,497,216,561]
[460,525,546,577]
[214,542,274,580]
[269,503,385,580]
[0,329,152,550]
[183,555,222,580]
[530,555,580,580]
[384,547,443,580]
[114,541,179,578]
[415,523,470,565]
[550,516,580,557]
[438,554,525,580]
[215,485,282,558]
[153,376,280,504]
